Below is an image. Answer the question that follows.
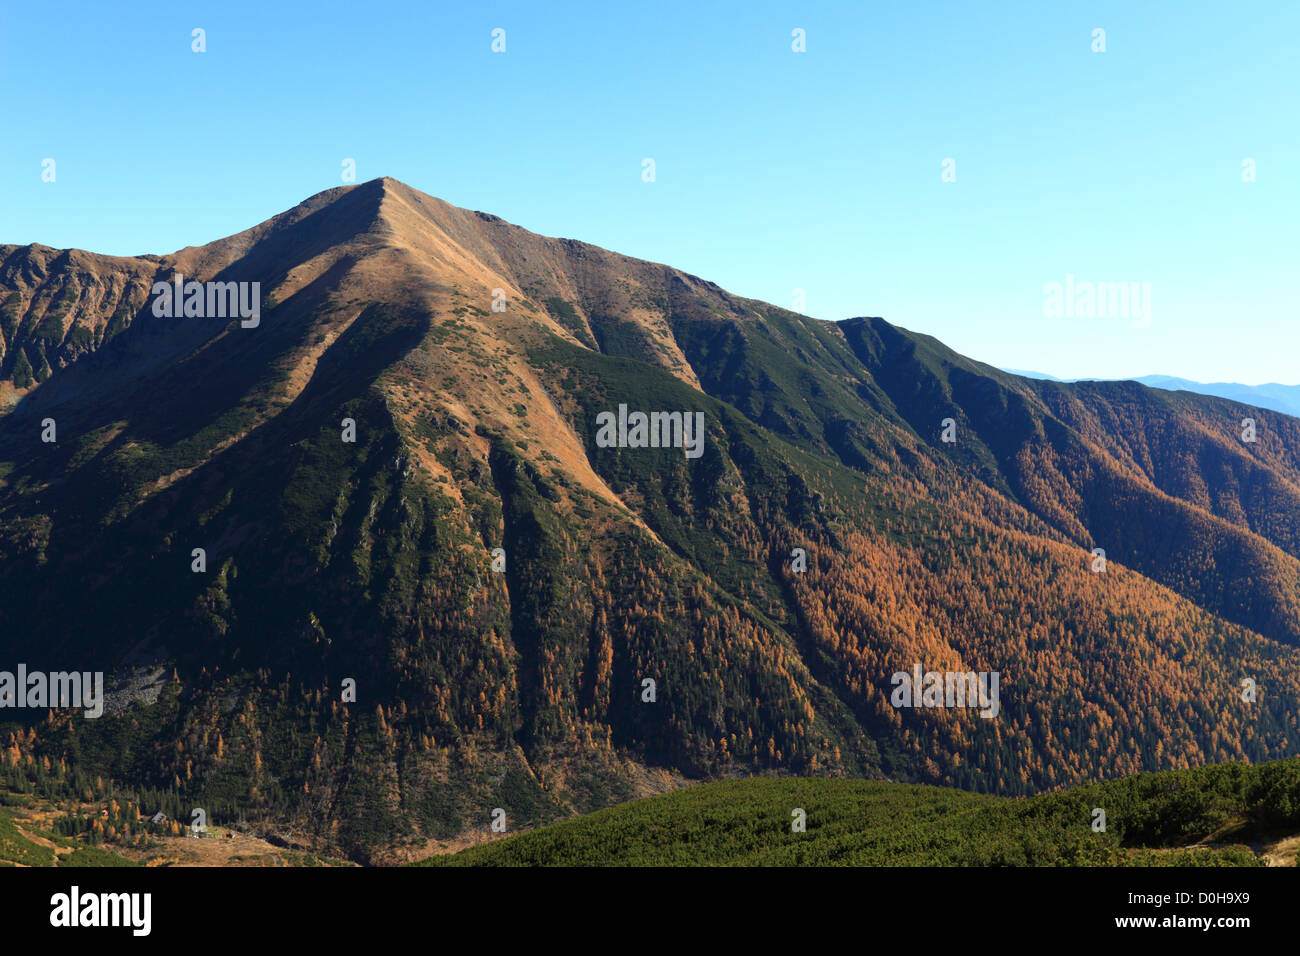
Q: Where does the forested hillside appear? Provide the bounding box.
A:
[2,178,1297,860]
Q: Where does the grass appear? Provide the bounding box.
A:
[0,809,56,867]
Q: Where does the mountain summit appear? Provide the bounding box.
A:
[3,179,1300,860]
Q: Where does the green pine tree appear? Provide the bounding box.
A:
[11,347,33,388]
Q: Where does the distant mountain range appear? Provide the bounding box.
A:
[1006,370,1300,418]
[5,178,1300,862]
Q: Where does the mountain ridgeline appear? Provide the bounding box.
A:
[2,178,1298,861]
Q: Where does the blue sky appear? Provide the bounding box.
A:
[2,1,1295,383]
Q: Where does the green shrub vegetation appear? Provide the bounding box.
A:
[420,759,1300,866]
[10,347,33,388]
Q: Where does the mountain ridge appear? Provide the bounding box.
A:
[1004,370,1300,419]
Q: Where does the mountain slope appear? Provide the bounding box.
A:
[3,178,1299,860]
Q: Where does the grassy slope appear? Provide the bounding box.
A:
[418,758,1300,866]
[0,804,135,867]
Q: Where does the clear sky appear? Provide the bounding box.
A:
[1,1,1295,383]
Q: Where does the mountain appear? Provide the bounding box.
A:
[1134,376,1300,419]
[1000,369,1067,382]
[1001,370,1300,419]
[4,178,1300,862]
